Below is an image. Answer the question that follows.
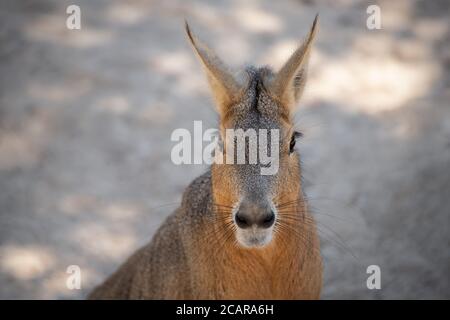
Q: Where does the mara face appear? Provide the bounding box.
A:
[211,68,304,248]
[186,16,318,248]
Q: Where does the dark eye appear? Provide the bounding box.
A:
[289,131,302,153]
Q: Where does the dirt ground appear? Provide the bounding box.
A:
[0,0,449,299]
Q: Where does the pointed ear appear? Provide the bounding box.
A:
[185,21,242,114]
[269,15,318,109]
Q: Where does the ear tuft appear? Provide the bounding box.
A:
[184,20,195,49]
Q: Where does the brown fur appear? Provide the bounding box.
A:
[89,17,322,300]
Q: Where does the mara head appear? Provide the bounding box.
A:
[186,16,318,249]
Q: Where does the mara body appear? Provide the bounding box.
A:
[89,17,323,300]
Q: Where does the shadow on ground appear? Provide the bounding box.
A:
[0,0,449,299]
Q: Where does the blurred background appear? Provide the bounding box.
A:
[0,0,449,299]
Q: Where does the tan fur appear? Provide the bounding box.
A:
[89,17,322,300]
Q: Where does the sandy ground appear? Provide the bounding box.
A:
[0,0,449,299]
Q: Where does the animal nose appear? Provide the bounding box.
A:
[235,210,275,229]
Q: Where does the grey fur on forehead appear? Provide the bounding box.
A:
[225,67,285,198]
[231,66,280,126]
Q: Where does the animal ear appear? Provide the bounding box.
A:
[268,15,318,109]
[185,21,242,115]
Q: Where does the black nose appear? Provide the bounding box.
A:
[261,211,275,228]
[235,210,275,229]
